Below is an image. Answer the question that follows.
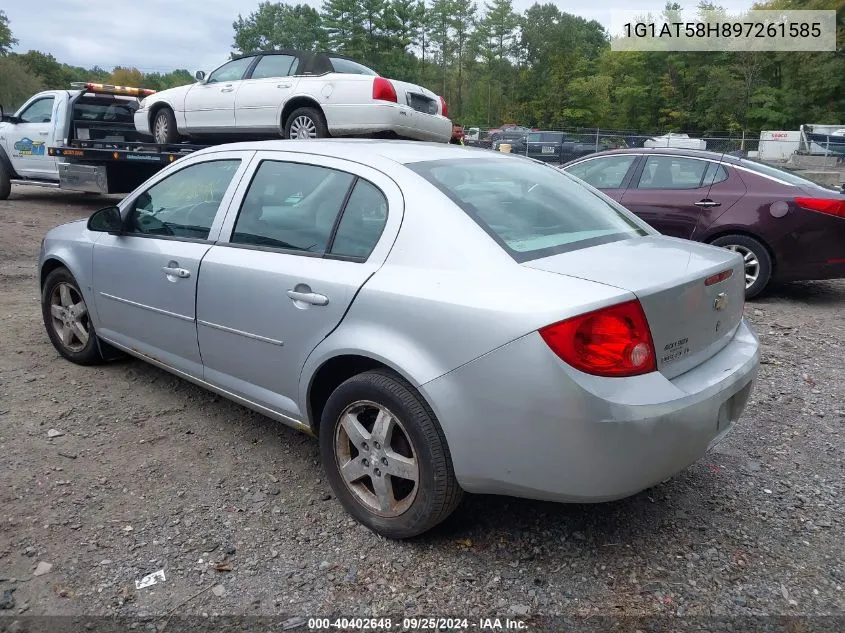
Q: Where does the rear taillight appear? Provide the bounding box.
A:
[795,197,845,218]
[539,300,657,377]
[439,96,448,117]
[372,77,397,103]
[705,268,733,286]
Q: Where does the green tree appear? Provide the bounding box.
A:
[233,2,326,53]
[0,56,44,111]
[0,10,16,55]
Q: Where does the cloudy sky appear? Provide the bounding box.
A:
[6,0,755,74]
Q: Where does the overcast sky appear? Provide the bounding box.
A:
[6,0,755,74]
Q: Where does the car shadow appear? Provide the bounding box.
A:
[752,279,845,306]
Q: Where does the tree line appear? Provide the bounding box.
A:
[2,1,843,135]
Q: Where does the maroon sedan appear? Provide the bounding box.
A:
[560,148,845,298]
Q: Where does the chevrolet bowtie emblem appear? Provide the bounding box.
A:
[714,292,728,311]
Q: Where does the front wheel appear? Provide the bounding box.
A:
[152,107,180,144]
[319,369,463,539]
[41,267,104,364]
[283,107,328,139]
[709,234,772,299]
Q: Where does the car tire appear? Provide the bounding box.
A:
[319,369,463,539]
[709,234,772,299]
[0,160,11,200]
[41,267,104,365]
[283,107,328,140]
[152,107,179,144]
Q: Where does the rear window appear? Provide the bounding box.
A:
[329,57,378,76]
[73,97,138,123]
[408,158,648,262]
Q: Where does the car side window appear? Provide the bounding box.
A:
[250,54,297,79]
[329,179,388,259]
[19,97,55,123]
[207,57,254,83]
[702,162,729,186]
[230,160,355,254]
[637,156,708,189]
[125,160,242,240]
[566,155,637,189]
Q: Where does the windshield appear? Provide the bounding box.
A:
[408,157,649,262]
[739,158,831,188]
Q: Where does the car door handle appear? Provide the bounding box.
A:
[220,87,235,93]
[38,131,49,136]
[286,290,329,306]
[162,266,191,278]
[277,83,292,89]
[694,199,721,208]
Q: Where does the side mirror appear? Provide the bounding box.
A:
[195,70,206,82]
[0,105,19,124]
[87,206,123,234]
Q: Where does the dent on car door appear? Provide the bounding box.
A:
[91,154,251,376]
[563,154,639,201]
[194,153,401,422]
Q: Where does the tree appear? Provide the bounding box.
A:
[233,2,326,53]
[321,0,367,57]
[0,10,17,55]
[0,56,44,111]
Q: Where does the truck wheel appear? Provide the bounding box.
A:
[0,161,11,200]
[152,107,179,144]
[284,107,328,139]
[709,234,772,299]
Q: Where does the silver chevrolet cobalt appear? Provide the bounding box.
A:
[38,140,760,538]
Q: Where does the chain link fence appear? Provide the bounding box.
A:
[463,126,845,173]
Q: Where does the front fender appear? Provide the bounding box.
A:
[39,225,101,328]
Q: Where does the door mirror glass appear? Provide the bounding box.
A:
[87,206,123,233]
[195,70,206,82]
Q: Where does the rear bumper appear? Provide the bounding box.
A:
[322,103,451,142]
[421,318,760,502]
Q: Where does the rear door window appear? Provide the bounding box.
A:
[250,54,298,79]
[636,156,708,189]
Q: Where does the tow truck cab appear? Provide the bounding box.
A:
[0,82,176,200]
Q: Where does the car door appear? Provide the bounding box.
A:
[562,154,640,202]
[235,53,301,132]
[195,151,402,421]
[184,56,256,132]
[91,151,253,377]
[620,154,746,239]
[3,94,60,179]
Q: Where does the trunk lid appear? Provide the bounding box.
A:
[388,79,442,116]
[523,236,746,379]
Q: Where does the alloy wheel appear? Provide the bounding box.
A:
[333,400,419,517]
[723,244,760,289]
[289,116,317,139]
[49,282,90,353]
[154,115,168,143]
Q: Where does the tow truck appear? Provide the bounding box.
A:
[0,82,211,200]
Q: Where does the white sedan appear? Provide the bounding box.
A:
[134,50,452,144]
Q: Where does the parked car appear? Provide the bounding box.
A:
[39,140,759,538]
[561,148,845,298]
[526,131,597,163]
[492,130,528,153]
[134,50,451,144]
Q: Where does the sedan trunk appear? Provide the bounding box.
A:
[524,236,746,379]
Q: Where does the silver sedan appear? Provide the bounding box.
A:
[38,140,760,539]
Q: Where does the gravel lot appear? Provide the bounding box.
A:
[1,186,843,631]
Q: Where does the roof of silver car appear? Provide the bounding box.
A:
[195,139,513,165]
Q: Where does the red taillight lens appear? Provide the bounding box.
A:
[539,300,657,377]
[439,96,448,117]
[795,197,845,218]
[705,268,733,286]
[372,77,397,103]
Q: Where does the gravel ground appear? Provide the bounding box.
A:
[0,186,843,631]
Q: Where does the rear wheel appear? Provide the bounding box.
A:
[0,161,11,200]
[709,234,772,299]
[319,369,463,539]
[152,107,179,144]
[41,267,104,364]
[283,107,328,139]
